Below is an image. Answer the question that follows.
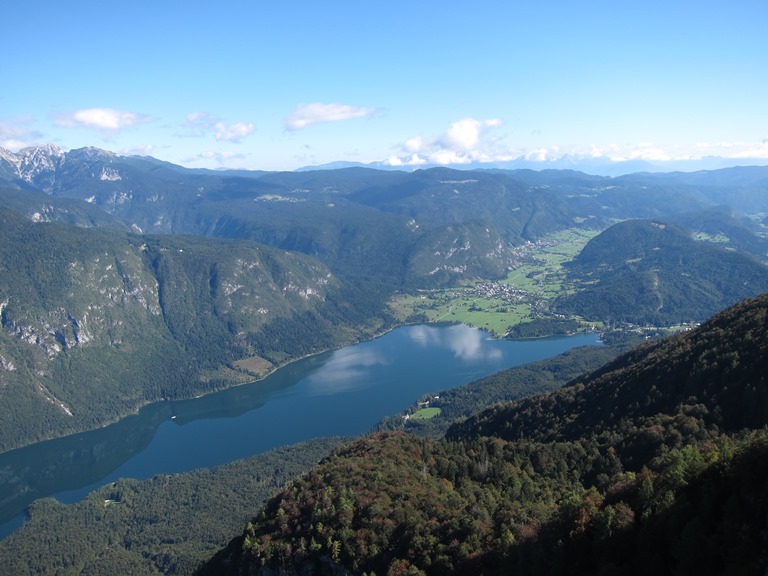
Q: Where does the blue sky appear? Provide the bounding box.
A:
[1,1,766,171]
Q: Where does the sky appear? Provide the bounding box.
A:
[1,1,767,171]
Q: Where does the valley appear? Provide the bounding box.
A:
[390,228,602,336]
[1,145,768,574]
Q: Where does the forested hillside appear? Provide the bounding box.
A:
[554,219,768,324]
[201,294,768,576]
[0,206,390,452]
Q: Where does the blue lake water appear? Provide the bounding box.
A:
[0,324,600,539]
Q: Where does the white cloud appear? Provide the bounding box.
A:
[187,111,215,124]
[403,136,424,153]
[387,114,768,168]
[284,103,379,131]
[692,140,768,159]
[587,142,673,162]
[386,153,428,167]
[0,139,28,151]
[215,121,255,142]
[439,118,502,152]
[55,108,153,132]
[523,148,553,162]
[387,117,505,166]
[575,141,768,163]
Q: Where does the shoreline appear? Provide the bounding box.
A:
[0,328,604,542]
[0,320,402,457]
[0,318,599,457]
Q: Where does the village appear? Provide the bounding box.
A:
[471,281,529,303]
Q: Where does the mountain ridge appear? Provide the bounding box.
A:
[5,143,768,182]
[553,219,768,324]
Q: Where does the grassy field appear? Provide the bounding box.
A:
[390,228,601,337]
[502,228,599,297]
[410,407,441,419]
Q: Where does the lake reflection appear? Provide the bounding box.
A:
[409,324,503,362]
[307,348,389,395]
[0,325,601,539]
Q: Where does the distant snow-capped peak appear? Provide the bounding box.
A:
[18,143,64,170]
[0,144,125,191]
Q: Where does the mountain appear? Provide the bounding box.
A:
[296,153,768,177]
[0,205,390,452]
[451,293,768,446]
[201,294,768,576]
[4,145,768,293]
[553,219,768,325]
[0,184,129,230]
[0,144,66,191]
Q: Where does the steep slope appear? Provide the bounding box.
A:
[0,207,389,452]
[554,219,768,324]
[0,185,129,230]
[450,293,768,457]
[201,294,768,576]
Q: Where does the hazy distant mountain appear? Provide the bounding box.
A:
[3,144,767,287]
[297,154,768,177]
[2,144,768,294]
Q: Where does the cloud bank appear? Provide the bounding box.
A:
[387,117,506,166]
[284,103,379,131]
[386,118,768,168]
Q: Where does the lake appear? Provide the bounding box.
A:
[0,324,601,539]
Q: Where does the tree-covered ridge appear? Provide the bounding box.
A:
[447,294,768,484]
[0,206,391,452]
[376,345,620,439]
[675,204,768,259]
[201,294,768,575]
[207,433,768,576]
[554,219,768,324]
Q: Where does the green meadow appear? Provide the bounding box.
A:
[391,228,601,336]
